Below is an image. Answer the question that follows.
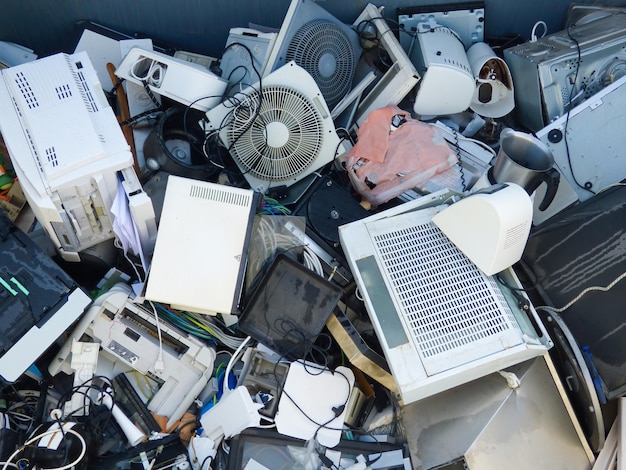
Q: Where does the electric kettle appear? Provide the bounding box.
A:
[490,128,560,211]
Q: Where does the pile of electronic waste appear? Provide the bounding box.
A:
[1,1,625,469]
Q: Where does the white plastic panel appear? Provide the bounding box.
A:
[145,175,257,315]
[366,209,523,376]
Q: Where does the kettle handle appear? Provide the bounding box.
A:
[535,168,561,211]
[499,127,515,139]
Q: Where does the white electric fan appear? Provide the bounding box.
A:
[263,0,362,109]
[205,61,341,193]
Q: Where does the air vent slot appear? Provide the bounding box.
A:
[504,221,530,250]
[75,70,98,112]
[189,184,252,207]
[55,84,72,100]
[24,128,39,165]
[45,147,58,168]
[14,72,39,109]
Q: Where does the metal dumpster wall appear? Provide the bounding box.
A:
[4,0,625,58]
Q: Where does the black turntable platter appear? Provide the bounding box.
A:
[292,175,370,286]
[297,175,369,248]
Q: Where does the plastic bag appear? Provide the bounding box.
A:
[346,105,457,207]
[287,438,323,470]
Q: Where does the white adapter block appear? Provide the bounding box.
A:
[199,386,262,442]
[275,362,355,448]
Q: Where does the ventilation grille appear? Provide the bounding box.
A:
[11,97,23,118]
[14,72,38,109]
[75,69,98,113]
[561,83,571,107]
[55,84,72,100]
[189,183,252,207]
[24,128,39,166]
[286,20,357,108]
[443,56,472,75]
[45,147,58,168]
[504,221,530,250]
[535,39,557,50]
[227,85,322,181]
[370,214,522,375]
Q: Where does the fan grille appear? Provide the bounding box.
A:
[286,20,356,108]
[227,85,323,181]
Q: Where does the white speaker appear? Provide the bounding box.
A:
[99,390,146,446]
[116,47,227,112]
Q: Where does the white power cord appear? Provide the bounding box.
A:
[538,270,626,313]
[530,20,547,42]
[222,336,252,397]
[2,427,87,470]
[147,300,165,374]
[303,245,324,276]
[131,57,166,88]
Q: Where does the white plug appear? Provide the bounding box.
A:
[98,389,146,446]
[498,370,521,390]
[154,355,165,375]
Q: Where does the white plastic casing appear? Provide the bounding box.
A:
[115,47,227,112]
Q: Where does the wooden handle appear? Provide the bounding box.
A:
[107,62,140,177]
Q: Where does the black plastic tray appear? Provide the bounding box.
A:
[238,253,342,360]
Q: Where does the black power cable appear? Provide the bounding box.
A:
[563,24,596,196]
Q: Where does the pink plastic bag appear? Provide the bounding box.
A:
[346,105,457,207]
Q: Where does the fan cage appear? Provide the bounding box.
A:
[227,85,324,181]
[286,20,357,108]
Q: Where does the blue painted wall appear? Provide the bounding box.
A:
[3,0,626,59]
